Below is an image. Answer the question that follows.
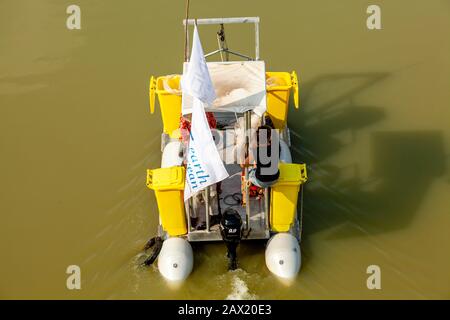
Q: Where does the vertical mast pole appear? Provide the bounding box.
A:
[255,19,260,60]
[245,111,251,231]
[184,0,190,62]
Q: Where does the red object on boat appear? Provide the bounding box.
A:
[179,112,217,142]
[180,116,191,142]
[206,112,217,129]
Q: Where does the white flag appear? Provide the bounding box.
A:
[181,25,216,105]
[182,26,229,200]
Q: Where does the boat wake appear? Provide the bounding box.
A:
[225,273,258,300]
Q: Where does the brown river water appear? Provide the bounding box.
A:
[1,0,450,299]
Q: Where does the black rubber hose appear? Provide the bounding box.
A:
[142,236,163,266]
[223,193,242,206]
[143,237,156,251]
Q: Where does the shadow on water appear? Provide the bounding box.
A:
[289,73,446,244]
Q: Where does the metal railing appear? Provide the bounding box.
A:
[183,17,260,61]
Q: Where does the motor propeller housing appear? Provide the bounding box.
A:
[220,208,243,270]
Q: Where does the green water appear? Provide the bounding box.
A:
[1,0,450,299]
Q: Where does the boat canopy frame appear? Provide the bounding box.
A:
[183,17,260,61]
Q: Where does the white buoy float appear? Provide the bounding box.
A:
[265,233,301,279]
[161,141,183,168]
[158,237,193,282]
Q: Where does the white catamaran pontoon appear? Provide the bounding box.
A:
[143,17,307,282]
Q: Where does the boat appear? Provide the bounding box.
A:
[143,17,307,282]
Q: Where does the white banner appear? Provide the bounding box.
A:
[181,25,216,105]
[184,99,229,200]
[182,25,229,200]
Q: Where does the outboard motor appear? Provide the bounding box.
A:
[220,208,243,270]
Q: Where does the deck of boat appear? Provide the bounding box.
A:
[184,164,270,242]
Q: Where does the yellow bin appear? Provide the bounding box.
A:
[270,163,307,232]
[266,71,299,129]
[146,166,187,236]
[149,75,182,138]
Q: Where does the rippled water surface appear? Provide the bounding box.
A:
[1,0,450,299]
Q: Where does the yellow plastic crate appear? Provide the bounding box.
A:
[147,166,187,236]
[266,71,299,129]
[270,163,307,232]
[149,75,182,139]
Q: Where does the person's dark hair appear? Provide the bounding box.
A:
[264,116,275,129]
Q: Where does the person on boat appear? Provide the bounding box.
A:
[241,124,280,189]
